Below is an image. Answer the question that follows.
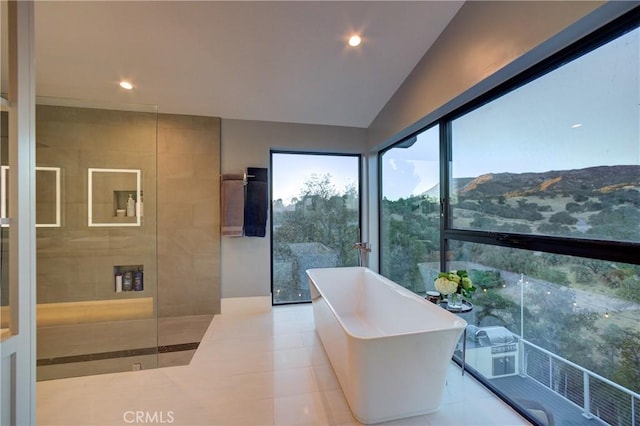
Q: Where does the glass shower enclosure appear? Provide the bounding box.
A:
[32,98,159,380]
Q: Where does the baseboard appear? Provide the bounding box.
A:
[221,296,272,315]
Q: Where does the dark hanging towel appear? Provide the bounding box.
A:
[243,167,268,237]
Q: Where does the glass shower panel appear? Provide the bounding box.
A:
[0,109,8,340]
[0,0,9,339]
[35,99,158,380]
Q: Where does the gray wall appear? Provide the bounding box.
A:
[35,106,221,317]
[220,119,367,299]
[36,105,159,305]
[157,114,221,317]
[367,0,613,150]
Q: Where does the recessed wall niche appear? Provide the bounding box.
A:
[88,168,141,227]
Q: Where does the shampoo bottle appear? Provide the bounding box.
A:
[123,271,133,291]
[115,272,123,292]
[136,191,143,218]
[133,268,143,291]
[126,194,135,217]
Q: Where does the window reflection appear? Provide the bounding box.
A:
[380,125,439,294]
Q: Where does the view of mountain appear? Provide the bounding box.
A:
[420,165,640,200]
[457,165,640,199]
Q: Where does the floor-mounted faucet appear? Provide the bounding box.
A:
[353,242,371,267]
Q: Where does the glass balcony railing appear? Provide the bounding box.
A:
[433,242,640,426]
[516,338,639,425]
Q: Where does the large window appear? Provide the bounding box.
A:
[271,152,360,304]
[450,27,639,242]
[379,10,639,426]
[380,125,440,294]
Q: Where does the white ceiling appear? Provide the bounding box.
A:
[33,1,463,128]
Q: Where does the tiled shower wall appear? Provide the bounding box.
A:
[36,105,159,305]
[35,106,221,316]
[157,113,221,317]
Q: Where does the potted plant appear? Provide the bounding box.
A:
[434,270,475,308]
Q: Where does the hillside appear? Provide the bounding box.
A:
[456,165,640,199]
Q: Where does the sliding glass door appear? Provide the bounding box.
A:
[271,152,360,304]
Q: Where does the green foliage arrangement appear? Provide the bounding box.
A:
[434,270,476,298]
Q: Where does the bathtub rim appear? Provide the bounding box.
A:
[306,266,467,341]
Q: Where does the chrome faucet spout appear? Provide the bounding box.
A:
[353,242,371,267]
[353,242,371,252]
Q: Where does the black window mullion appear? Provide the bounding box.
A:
[439,6,640,268]
[442,228,639,265]
[439,119,451,272]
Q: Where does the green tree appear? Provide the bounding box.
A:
[473,290,522,328]
[549,211,578,225]
[274,173,359,267]
[615,330,640,393]
[381,195,438,293]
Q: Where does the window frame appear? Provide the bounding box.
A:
[378,6,640,272]
[377,7,640,424]
[441,8,640,266]
[270,149,363,306]
[377,123,442,283]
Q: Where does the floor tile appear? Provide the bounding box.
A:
[273,367,319,397]
[36,304,528,426]
[311,364,341,391]
[273,347,312,370]
[274,391,330,425]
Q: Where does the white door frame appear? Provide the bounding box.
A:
[0,1,37,425]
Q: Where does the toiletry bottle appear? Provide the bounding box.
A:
[123,271,133,291]
[136,191,143,218]
[126,193,135,217]
[133,268,143,291]
[115,272,123,292]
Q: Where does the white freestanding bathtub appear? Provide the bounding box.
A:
[306,267,466,424]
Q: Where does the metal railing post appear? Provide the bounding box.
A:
[549,354,553,388]
[519,340,526,377]
[582,371,592,419]
[521,339,640,425]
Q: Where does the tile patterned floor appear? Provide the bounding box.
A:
[37,305,530,425]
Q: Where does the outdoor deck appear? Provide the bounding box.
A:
[491,374,605,426]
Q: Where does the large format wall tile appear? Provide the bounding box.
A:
[157,114,221,317]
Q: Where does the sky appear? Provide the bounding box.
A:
[382,27,639,201]
[273,28,639,203]
[272,153,359,205]
[452,27,638,177]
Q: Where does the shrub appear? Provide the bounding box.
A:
[549,211,578,225]
[470,270,504,289]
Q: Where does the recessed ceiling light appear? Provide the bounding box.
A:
[348,35,361,47]
[119,81,133,90]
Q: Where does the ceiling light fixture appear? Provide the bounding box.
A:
[348,35,361,47]
[119,81,133,90]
